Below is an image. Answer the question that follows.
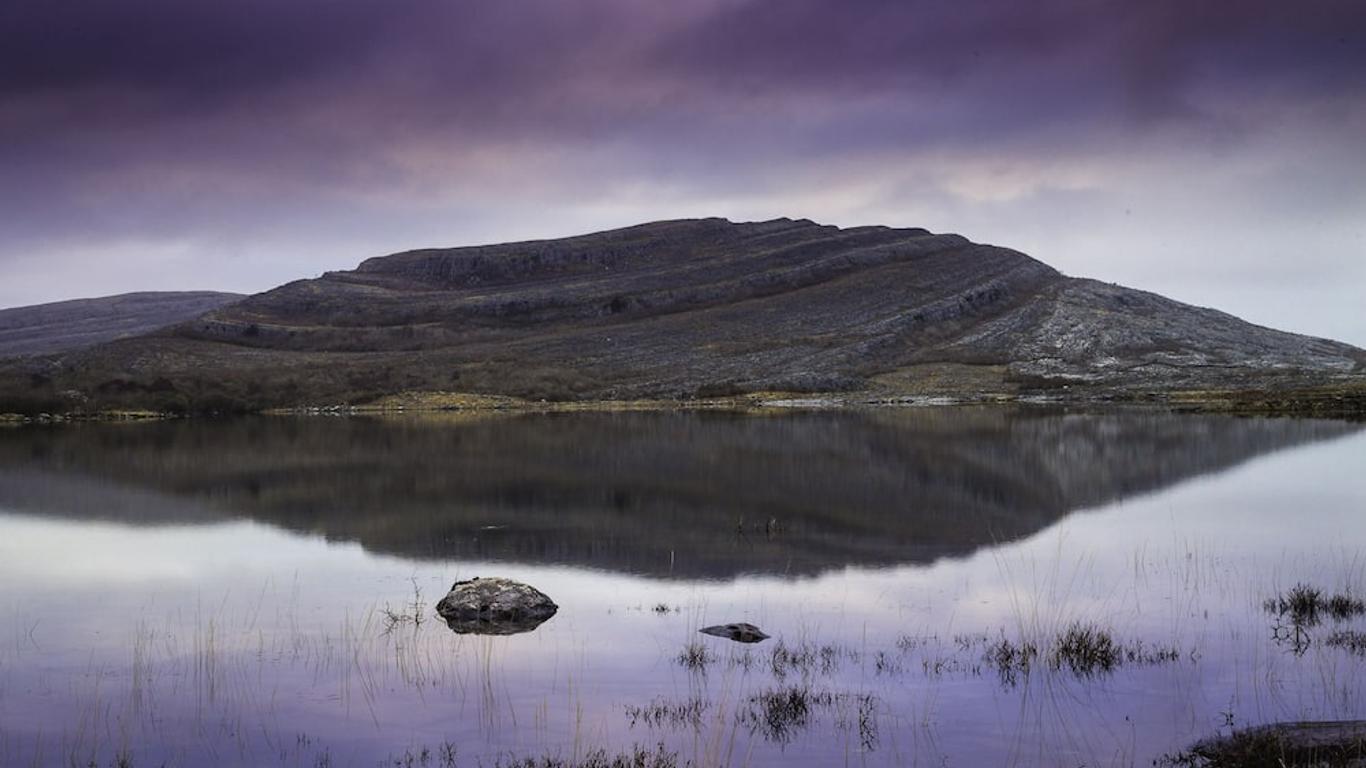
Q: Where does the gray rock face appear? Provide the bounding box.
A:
[434,577,558,635]
[699,622,770,643]
[938,278,1365,390]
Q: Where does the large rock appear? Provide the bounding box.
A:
[434,576,558,636]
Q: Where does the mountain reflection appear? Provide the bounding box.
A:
[0,409,1357,578]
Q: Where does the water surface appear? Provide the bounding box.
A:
[0,409,1363,767]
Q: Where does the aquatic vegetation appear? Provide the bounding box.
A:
[492,743,683,768]
[381,744,446,768]
[1328,593,1366,621]
[1052,622,1120,676]
[1326,630,1366,656]
[872,650,903,676]
[1264,583,1325,625]
[736,686,826,744]
[1263,583,1366,627]
[953,632,990,651]
[840,692,880,752]
[1121,639,1183,665]
[736,686,879,750]
[675,642,715,671]
[894,633,936,652]
[984,636,1038,687]
[624,697,708,729]
[977,624,1181,685]
[1262,583,1366,655]
[384,742,681,768]
[767,640,858,677]
[380,578,427,634]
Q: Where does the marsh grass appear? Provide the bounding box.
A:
[894,633,936,652]
[1328,593,1366,621]
[676,617,1187,695]
[1262,583,1366,655]
[93,742,677,768]
[736,686,825,744]
[735,685,879,750]
[675,642,714,672]
[1263,583,1366,627]
[767,640,858,678]
[728,648,755,672]
[381,741,457,768]
[975,623,1181,685]
[1051,621,1120,676]
[491,743,683,768]
[1325,630,1366,656]
[624,697,708,730]
[871,651,903,676]
[984,636,1038,687]
[380,578,426,634]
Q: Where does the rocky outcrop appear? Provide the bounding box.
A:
[434,577,558,635]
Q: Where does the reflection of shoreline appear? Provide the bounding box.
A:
[0,411,1357,578]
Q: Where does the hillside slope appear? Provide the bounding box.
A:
[1,219,1361,413]
[0,291,243,358]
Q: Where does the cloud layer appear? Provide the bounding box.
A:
[3,0,1364,343]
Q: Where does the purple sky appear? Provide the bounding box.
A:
[3,0,1364,344]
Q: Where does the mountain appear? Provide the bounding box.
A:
[0,410,1355,578]
[0,291,243,358]
[1,219,1362,413]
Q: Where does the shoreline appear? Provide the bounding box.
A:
[4,380,1365,424]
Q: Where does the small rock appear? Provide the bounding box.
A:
[435,576,558,636]
[699,622,770,643]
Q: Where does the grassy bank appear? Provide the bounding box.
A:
[5,376,1366,422]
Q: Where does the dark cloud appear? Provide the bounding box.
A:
[6,0,1363,161]
[0,0,401,97]
[655,0,1366,131]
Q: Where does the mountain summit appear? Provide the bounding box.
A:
[3,218,1363,413]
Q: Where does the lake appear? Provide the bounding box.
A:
[1,408,1363,767]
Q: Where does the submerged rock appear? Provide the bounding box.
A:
[435,577,558,636]
[699,622,770,643]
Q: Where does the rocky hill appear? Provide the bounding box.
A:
[1,219,1362,413]
[0,291,243,358]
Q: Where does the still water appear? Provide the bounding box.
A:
[0,409,1363,767]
